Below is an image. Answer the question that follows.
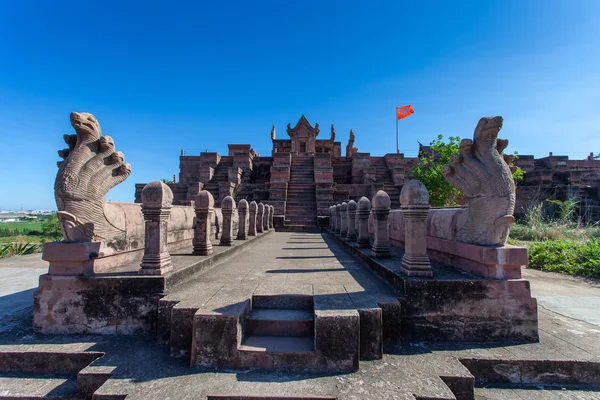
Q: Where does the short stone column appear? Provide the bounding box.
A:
[220,196,235,246]
[340,202,348,237]
[139,181,173,275]
[346,200,357,241]
[248,201,258,236]
[193,190,214,256]
[371,191,391,258]
[257,203,265,233]
[269,205,275,230]
[400,180,433,277]
[356,197,371,248]
[335,204,342,234]
[262,204,269,232]
[237,199,249,240]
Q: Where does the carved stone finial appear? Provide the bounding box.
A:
[330,124,336,143]
[140,181,173,275]
[248,201,258,236]
[356,196,371,248]
[271,124,276,141]
[400,180,429,207]
[441,116,515,246]
[372,190,391,210]
[55,112,132,243]
[193,190,214,256]
[220,196,235,246]
[237,199,249,240]
[371,191,391,258]
[346,200,357,241]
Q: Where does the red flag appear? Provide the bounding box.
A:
[396,105,414,120]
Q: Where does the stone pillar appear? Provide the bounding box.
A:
[356,196,371,248]
[193,190,214,256]
[237,199,249,240]
[220,196,235,246]
[269,205,275,230]
[262,204,269,232]
[257,203,265,233]
[329,206,334,231]
[371,190,391,258]
[340,202,348,237]
[139,181,173,275]
[346,200,357,241]
[335,204,342,234]
[400,180,433,277]
[248,201,258,236]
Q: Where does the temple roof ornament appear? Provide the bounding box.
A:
[270,124,276,141]
[287,114,320,138]
[330,124,336,143]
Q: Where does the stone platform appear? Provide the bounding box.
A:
[1,232,599,399]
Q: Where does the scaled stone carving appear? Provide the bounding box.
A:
[440,116,515,246]
[55,112,134,243]
[346,129,357,157]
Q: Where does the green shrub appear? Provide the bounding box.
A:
[0,242,42,258]
[529,239,600,279]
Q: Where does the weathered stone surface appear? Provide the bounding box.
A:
[237,199,248,240]
[248,201,258,236]
[269,205,275,230]
[257,203,265,233]
[400,180,432,277]
[54,112,143,256]
[356,196,371,248]
[139,181,173,275]
[193,190,214,255]
[440,116,515,246]
[220,196,235,246]
[371,190,391,258]
[340,202,348,237]
[346,200,357,240]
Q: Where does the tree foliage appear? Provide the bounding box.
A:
[409,134,524,207]
[41,213,63,241]
[410,135,462,207]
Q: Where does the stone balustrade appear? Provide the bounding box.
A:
[248,201,258,236]
[193,190,215,256]
[257,203,265,233]
[346,200,357,241]
[340,202,348,237]
[139,181,174,275]
[237,199,249,240]
[371,190,391,258]
[220,196,235,246]
[356,196,371,248]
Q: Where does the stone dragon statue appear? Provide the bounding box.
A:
[430,116,516,247]
[55,112,143,251]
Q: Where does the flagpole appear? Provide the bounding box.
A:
[396,110,399,154]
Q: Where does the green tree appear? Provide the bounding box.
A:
[410,135,462,206]
[409,134,524,207]
[41,213,63,241]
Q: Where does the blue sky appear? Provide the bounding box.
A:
[1,1,599,210]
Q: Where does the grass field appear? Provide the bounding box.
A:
[0,221,43,231]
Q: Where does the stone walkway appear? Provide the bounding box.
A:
[1,233,600,399]
[163,232,399,310]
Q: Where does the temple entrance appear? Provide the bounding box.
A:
[300,141,306,153]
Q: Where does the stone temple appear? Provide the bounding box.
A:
[2,112,599,399]
[135,114,600,231]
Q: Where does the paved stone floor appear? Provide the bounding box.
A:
[0,233,600,399]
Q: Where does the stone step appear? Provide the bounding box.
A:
[252,293,314,310]
[0,373,80,399]
[246,309,314,337]
[239,335,314,354]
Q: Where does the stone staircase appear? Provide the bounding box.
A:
[204,156,233,203]
[238,294,317,369]
[371,158,401,209]
[159,288,362,372]
[285,155,317,229]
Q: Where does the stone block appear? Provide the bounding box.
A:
[314,310,359,372]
